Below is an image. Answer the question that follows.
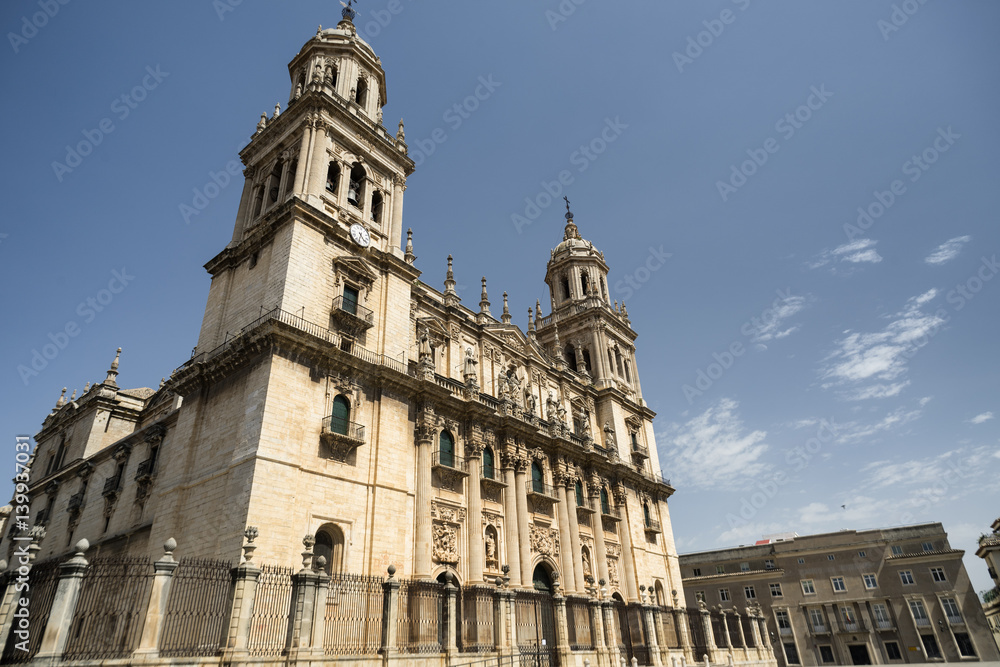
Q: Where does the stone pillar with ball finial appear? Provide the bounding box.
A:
[135,537,181,658]
[223,527,262,658]
[36,539,90,660]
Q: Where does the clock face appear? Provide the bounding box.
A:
[350,223,370,248]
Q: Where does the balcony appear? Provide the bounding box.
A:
[812,624,829,635]
[34,507,50,526]
[134,459,155,482]
[102,476,121,497]
[526,481,561,504]
[841,621,859,632]
[432,450,469,476]
[321,415,366,461]
[779,626,793,636]
[68,492,85,513]
[330,295,374,334]
[601,505,622,524]
[630,439,649,461]
[644,519,662,535]
[914,618,930,627]
[875,620,894,631]
[947,614,964,625]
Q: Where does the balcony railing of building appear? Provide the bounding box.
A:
[812,624,828,634]
[601,505,622,522]
[947,614,963,625]
[68,492,85,512]
[914,617,930,627]
[331,296,374,333]
[982,586,1000,605]
[135,459,155,482]
[525,481,560,503]
[102,476,120,497]
[841,621,859,632]
[644,519,662,534]
[432,450,470,475]
[779,626,793,636]
[321,416,365,443]
[875,620,894,631]
[630,439,649,460]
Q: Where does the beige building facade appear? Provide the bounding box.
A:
[974,517,1000,653]
[680,523,999,666]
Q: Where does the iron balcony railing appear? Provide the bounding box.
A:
[812,624,828,634]
[947,614,963,625]
[601,505,622,521]
[68,492,85,512]
[102,475,120,496]
[841,621,859,632]
[914,617,930,627]
[525,481,561,502]
[332,296,374,326]
[631,440,649,458]
[644,518,662,534]
[432,449,469,473]
[321,416,365,442]
[779,626,793,636]
[135,459,154,481]
[875,620,893,631]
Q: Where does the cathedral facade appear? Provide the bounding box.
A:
[0,16,743,667]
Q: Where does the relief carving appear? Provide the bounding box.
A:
[432,522,458,564]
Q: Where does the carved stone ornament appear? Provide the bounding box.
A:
[608,557,620,586]
[431,501,466,524]
[112,443,132,462]
[606,543,621,559]
[529,523,560,557]
[144,422,167,444]
[432,522,459,564]
[482,512,503,529]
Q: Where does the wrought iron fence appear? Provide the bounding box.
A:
[324,572,384,655]
[741,615,756,648]
[159,557,233,657]
[63,555,154,660]
[688,611,708,660]
[396,579,443,653]
[0,559,61,664]
[459,586,496,654]
[660,607,681,649]
[514,590,557,665]
[246,563,293,657]
[613,599,649,666]
[565,596,594,650]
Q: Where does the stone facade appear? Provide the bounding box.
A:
[2,11,687,613]
[680,523,1000,665]
[974,517,1000,653]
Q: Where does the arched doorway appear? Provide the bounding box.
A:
[515,564,557,664]
[532,563,554,593]
[314,523,345,574]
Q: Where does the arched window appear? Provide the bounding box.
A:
[600,487,610,515]
[623,360,631,382]
[615,349,624,376]
[327,64,338,89]
[531,461,544,493]
[561,277,571,301]
[370,190,383,223]
[439,431,455,468]
[582,349,592,374]
[326,162,340,193]
[482,447,495,480]
[575,480,584,507]
[581,273,589,295]
[601,277,608,301]
[331,395,350,435]
[643,503,652,527]
[315,523,345,574]
[251,184,265,219]
[348,163,365,207]
[564,344,578,372]
[267,160,283,205]
[654,581,666,606]
[355,76,368,106]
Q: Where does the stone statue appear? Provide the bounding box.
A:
[603,421,616,447]
[525,390,536,415]
[485,531,497,570]
[546,391,558,421]
[418,327,432,360]
[463,347,478,378]
[497,372,509,400]
[582,418,593,440]
[506,366,522,407]
[582,549,592,577]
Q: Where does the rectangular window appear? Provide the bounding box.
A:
[840,606,856,624]
[692,568,701,577]
[921,541,933,552]
[765,559,775,569]
[863,573,878,589]
[342,285,360,316]
[770,583,783,597]
[719,588,730,602]
[857,550,866,557]
[954,632,977,657]
[827,554,835,561]
[740,562,750,572]
[809,608,826,630]
[921,634,942,659]
[776,610,792,633]
[716,565,725,574]
[909,600,929,625]
[942,597,962,621]
[885,641,901,660]
[797,557,805,564]
[831,576,846,592]
[783,642,801,665]
[891,545,903,555]
[872,603,891,629]
[930,567,946,582]
[899,570,914,585]
[744,585,756,599]
[801,579,815,595]
[819,645,835,663]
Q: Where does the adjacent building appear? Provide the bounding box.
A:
[974,517,1000,652]
[680,523,999,665]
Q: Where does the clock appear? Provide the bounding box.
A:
[349,223,370,248]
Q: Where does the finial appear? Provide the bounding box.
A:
[564,196,573,220]
[83,382,90,394]
[317,24,323,36]
[273,103,281,118]
[163,537,177,559]
[479,277,491,315]
[69,389,76,401]
[387,564,397,578]
[444,255,459,306]
[536,299,542,319]
[501,292,511,324]
[341,0,357,22]
[256,113,267,134]
[56,387,66,408]
[528,307,535,332]
[396,118,405,142]
[242,526,259,563]
[404,228,416,264]
[159,378,166,389]
[104,347,121,387]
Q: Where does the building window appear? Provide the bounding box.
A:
[954,632,976,657]
[776,610,791,631]
[764,559,775,569]
[839,606,856,626]
[643,503,652,528]
[439,431,455,467]
[899,570,914,585]
[783,642,800,665]
[348,163,365,207]
[575,480,584,507]
[872,603,891,629]
[921,541,933,552]
[890,545,903,555]
[819,645,835,663]
[692,568,701,577]
[314,523,345,574]
[801,579,815,595]
[920,634,941,660]
[857,550,866,558]
[342,284,360,316]
[827,554,835,561]
[355,76,368,106]
[600,487,610,515]
[370,190,383,223]
[531,461,544,493]
[719,588,730,602]
[326,162,340,192]
[863,573,878,589]
[561,276,571,301]
[809,608,826,631]
[831,577,846,592]
[942,597,962,622]
[331,394,351,435]
[797,558,805,564]
[580,272,589,296]
[885,642,901,660]
[716,565,724,574]
[770,583,783,597]
[909,600,929,625]
[482,447,495,480]
[744,586,756,599]
[929,567,946,582]
[740,562,749,572]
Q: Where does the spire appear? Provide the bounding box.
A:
[105,347,121,387]
[479,277,491,316]
[397,119,405,142]
[563,196,580,241]
[56,387,67,409]
[528,307,535,334]
[404,228,416,264]
[536,299,542,319]
[501,292,511,324]
[69,389,77,401]
[444,255,460,306]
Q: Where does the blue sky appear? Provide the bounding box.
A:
[2,2,998,592]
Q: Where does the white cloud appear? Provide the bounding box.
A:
[746,295,808,344]
[860,445,997,490]
[919,396,933,407]
[660,398,770,490]
[925,235,971,265]
[820,289,946,399]
[834,407,923,444]
[810,239,883,270]
[970,412,995,425]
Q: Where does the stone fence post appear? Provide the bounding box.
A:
[35,539,89,661]
[287,537,324,660]
[221,527,261,660]
[135,538,180,659]
[380,564,400,656]
[0,531,43,651]
[553,579,571,665]
[442,574,458,656]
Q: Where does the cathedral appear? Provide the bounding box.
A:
[0,9,775,667]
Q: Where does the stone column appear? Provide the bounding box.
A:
[555,483,577,594]
[500,585,517,657]
[306,121,329,206]
[719,610,732,652]
[380,565,400,655]
[591,330,608,383]
[502,455,522,587]
[565,477,586,594]
[733,609,748,660]
[601,597,618,658]
[443,578,458,655]
[35,539,90,660]
[554,585,571,662]
[390,176,405,256]
[589,480,611,587]
[590,597,606,653]
[700,606,716,653]
[642,600,663,667]
[513,456,532,588]
[292,125,312,195]
[414,418,434,579]
[614,486,639,602]
[673,605,694,663]
[287,537,323,657]
[135,538,180,658]
[223,531,263,657]
[466,442,485,584]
